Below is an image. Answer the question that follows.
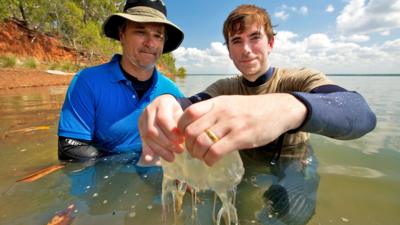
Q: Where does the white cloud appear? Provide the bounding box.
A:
[299,6,308,15]
[271,30,400,73]
[274,11,289,21]
[174,31,400,74]
[173,42,238,74]
[337,0,400,34]
[339,34,370,42]
[326,4,335,13]
[380,39,400,54]
[274,5,308,20]
[304,33,333,49]
[380,30,391,36]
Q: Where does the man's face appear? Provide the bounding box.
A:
[228,23,274,81]
[119,21,165,72]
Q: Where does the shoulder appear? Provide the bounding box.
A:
[68,60,119,95]
[278,67,325,78]
[154,70,183,97]
[77,60,115,79]
[277,67,333,92]
[204,75,241,96]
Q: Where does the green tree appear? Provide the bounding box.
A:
[0,0,185,72]
[158,53,176,73]
[177,67,186,78]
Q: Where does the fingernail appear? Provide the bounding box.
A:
[174,144,184,153]
[144,154,153,162]
[173,138,184,145]
[172,127,181,135]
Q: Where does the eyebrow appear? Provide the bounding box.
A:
[229,29,262,43]
[249,30,262,37]
[133,24,164,34]
[230,36,241,43]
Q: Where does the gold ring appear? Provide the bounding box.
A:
[205,129,219,143]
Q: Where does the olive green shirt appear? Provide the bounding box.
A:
[203,67,333,147]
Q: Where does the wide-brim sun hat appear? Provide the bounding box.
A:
[103,0,184,53]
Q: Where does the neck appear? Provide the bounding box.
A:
[242,66,274,87]
[243,64,271,82]
[120,56,154,81]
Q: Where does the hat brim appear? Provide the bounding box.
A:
[103,13,184,53]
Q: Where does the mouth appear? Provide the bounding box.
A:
[240,58,256,64]
[140,51,156,56]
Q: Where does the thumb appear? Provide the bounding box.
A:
[137,142,159,167]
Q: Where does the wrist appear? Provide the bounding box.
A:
[286,93,308,131]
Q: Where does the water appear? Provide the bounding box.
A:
[161,148,244,225]
[0,75,399,225]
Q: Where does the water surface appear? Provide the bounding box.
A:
[0,75,399,225]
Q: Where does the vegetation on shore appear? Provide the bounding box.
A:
[0,0,186,77]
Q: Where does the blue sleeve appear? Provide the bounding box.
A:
[58,72,95,141]
[291,90,376,140]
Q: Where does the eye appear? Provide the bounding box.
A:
[154,33,165,41]
[230,38,241,45]
[250,34,261,40]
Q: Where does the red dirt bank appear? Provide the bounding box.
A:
[0,68,73,90]
[0,19,174,90]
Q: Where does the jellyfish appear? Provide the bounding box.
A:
[161,148,245,225]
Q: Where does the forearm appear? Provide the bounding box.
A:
[291,91,376,139]
[58,136,101,161]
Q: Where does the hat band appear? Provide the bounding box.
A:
[125,6,167,20]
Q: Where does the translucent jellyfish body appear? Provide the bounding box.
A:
[161,149,245,225]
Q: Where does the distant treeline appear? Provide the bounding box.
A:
[0,0,185,75]
[327,74,400,76]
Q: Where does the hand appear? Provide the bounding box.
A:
[138,95,185,164]
[178,93,307,166]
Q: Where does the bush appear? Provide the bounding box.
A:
[48,62,59,70]
[0,54,17,68]
[47,61,81,72]
[22,57,37,69]
[177,67,186,78]
[60,61,80,72]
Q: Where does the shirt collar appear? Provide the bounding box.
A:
[242,66,275,87]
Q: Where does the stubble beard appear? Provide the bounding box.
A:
[127,55,155,72]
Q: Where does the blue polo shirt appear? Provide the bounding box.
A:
[58,54,183,153]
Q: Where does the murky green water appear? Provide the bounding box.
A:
[0,75,399,225]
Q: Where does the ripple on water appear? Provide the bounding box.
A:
[319,165,385,179]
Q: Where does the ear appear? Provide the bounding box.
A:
[267,36,274,53]
[119,29,125,42]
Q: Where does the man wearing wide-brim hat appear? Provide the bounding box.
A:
[57,0,185,161]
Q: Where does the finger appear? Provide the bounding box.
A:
[151,122,183,154]
[140,106,181,154]
[203,130,240,166]
[155,100,185,145]
[189,130,214,159]
[179,101,217,152]
[178,100,214,133]
[193,124,230,164]
[145,138,176,162]
[137,141,156,166]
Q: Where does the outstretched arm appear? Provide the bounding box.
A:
[138,94,185,164]
[177,93,307,166]
[291,85,376,139]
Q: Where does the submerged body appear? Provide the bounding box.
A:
[161,148,245,225]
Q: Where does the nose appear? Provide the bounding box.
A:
[143,35,158,48]
[242,41,252,56]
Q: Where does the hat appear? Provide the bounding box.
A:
[103,0,184,53]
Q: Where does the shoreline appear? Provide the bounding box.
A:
[0,68,73,90]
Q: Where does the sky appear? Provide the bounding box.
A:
[163,0,400,74]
